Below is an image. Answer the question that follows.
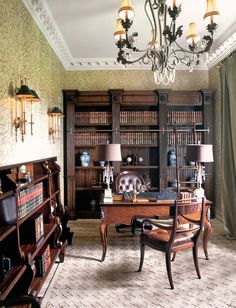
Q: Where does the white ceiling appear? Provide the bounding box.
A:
[22,0,236,70]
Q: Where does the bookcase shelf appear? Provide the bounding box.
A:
[20,223,58,259]
[0,226,16,241]
[63,89,214,218]
[75,186,103,191]
[0,157,71,304]
[121,165,159,169]
[121,144,158,148]
[30,247,60,297]
[0,265,27,300]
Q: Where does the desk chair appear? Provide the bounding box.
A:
[138,198,205,289]
[114,171,145,234]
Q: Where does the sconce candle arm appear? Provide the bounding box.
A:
[13,79,40,142]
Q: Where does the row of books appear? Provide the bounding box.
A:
[20,213,44,244]
[34,214,44,243]
[35,244,51,277]
[180,192,193,202]
[167,111,203,124]
[75,112,112,124]
[75,111,159,125]
[17,182,43,220]
[121,133,158,145]
[120,111,158,124]
[168,132,203,145]
[75,133,111,146]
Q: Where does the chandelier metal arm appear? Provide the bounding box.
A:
[145,0,156,40]
[117,48,149,66]
[114,0,220,85]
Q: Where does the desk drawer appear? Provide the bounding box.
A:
[101,205,169,225]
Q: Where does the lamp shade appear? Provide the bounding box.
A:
[165,0,182,7]
[114,18,126,41]
[50,107,64,117]
[186,144,214,162]
[30,90,40,102]
[118,0,135,20]
[186,22,200,45]
[95,144,122,162]
[16,84,33,99]
[204,0,220,25]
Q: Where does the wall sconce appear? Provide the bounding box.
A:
[14,79,40,142]
[48,107,64,142]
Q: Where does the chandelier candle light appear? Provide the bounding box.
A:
[114,0,220,85]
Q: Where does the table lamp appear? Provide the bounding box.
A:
[95,144,122,203]
[186,144,214,198]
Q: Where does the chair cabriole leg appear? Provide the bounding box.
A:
[166,252,174,289]
[138,239,145,272]
[193,243,201,279]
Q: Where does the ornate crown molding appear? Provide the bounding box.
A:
[206,24,236,68]
[68,58,208,71]
[22,0,236,71]
[21,0,73,69]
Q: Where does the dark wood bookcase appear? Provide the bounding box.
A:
[0,157,69,305]
[63,89,214,219]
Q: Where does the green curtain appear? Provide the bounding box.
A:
[220,53,236,239]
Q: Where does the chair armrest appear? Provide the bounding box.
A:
[141,218,173,231]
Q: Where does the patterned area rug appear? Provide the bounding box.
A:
[41,219,236,308]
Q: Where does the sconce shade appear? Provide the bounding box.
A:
[186,144,214,162]
[30,90,40,102]
[16,84,33,99]
[50,107,64,116]
[95,144,122,162]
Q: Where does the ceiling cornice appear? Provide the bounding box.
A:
[206,23,236,68]
[22,0,73,68]
[22,0,236,71]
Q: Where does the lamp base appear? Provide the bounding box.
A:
[103,188,113,203]
[194,187,205,199]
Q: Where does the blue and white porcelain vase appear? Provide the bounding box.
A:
[80,151,90,167]
[167,148,176,166]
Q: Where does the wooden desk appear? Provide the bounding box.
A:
[100,199,211,262]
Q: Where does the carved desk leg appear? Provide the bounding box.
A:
[100,222,108,262]
[203,206,212,260]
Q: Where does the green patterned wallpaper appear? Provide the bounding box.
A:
[0,0,65,168]
[64,69,209,91]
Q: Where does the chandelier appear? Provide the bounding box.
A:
[114,0,220,85]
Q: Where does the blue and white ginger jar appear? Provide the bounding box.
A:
[80,151,90,167]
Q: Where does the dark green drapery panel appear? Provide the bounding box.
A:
[220,53,236,239]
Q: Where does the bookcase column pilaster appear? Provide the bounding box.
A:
[157,90,171,190]
[63,90,78,218]
[109,89,124,175]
